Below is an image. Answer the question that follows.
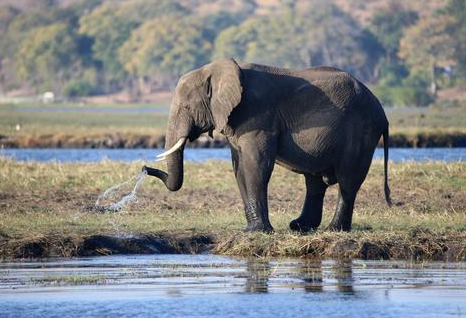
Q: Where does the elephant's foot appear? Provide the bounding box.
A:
[289,218,318,233]
[244,221,274,233]
[326,221,351,232]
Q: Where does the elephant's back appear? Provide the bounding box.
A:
[301,67,388,126]
[240,62,388,129]
[299,67,362,110]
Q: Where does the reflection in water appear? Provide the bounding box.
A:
[245,261,270,293]
[300,261,324,293]
[332,260,355,294]
[244,260,356,294]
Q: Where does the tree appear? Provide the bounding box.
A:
[370,4,418,62]
[0,4,93,92]
[369,4,418,85]
[119,18,211,92]
[399,15,456,94]
[78,4,136,89]
[213,19,260,63]
[214,3,382,82]
[0,6,19,35]
[442,0,466,80]
[0,9,57,59]
[0,6,20,92]
[14,23,81,92]
[201,11,247,43]
[79,0,189,92]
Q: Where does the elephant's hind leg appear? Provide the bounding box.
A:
[327,185,357,231]
[327,122,381,231]
[290,175,328,233]
[328,145,376,231]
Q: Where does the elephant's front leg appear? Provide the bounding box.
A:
[233,136,276,232]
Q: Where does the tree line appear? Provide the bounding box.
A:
[0,0,465,106]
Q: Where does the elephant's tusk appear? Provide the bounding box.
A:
[154,157,166,162]
[156,137,187,158]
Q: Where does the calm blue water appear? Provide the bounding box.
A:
[1,255,466,318]
[0,148,465,162]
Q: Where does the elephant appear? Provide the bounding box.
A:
[143,58,391,232]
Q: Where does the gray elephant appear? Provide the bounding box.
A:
[143,58,391,232]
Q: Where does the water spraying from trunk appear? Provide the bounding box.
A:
[95,170,147,213]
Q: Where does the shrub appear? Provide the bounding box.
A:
[62,79,97,97]
[372,85,434,107]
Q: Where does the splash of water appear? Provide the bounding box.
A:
[95,170,147,213]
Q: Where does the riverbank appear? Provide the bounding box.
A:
[1,159,465,260]
[3,231,466,261]
[2,131,466,148]
[2,103,466,148]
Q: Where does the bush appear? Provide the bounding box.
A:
[62,79,97,97]
[372,85,434,107]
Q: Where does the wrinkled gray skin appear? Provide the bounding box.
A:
[144,58,391,232]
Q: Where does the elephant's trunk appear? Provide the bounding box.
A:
[163,129,185,191]
[143,114,189,192]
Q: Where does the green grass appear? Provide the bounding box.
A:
[1,103,466,140]
[385,105,466,135]
[0,104,168,137]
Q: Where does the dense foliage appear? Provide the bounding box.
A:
[0,0,464,106]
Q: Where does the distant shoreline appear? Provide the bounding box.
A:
[1,132,466,149]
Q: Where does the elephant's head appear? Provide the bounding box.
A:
[143,58,243,191]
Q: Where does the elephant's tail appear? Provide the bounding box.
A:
[383,127,392,206]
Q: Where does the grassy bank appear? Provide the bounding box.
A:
[1,159,465,260]
[2,104,466,148]
[0,104,168,138]
[4,131,466,148]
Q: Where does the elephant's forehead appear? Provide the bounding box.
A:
[178,70,199,86]
[175,76,204,97]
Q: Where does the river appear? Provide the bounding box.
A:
[1,148,465,162]
[1,255,466,318]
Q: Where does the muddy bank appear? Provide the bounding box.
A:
[0,234,215,259]
[389,132,466,148]
[0,133,228,149]
[2,132,466,149]
[1,230,465,261]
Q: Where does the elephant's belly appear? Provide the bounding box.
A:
[275,155,332,175]
[275,130,337,175]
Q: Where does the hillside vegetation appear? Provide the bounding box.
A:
[0,0,464,106]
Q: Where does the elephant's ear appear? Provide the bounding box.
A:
[207,58,242,133]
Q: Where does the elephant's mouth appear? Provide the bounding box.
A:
[187,126,206,142]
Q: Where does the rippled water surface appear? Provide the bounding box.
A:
[1,255,466,318]
[1,147,466,162]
